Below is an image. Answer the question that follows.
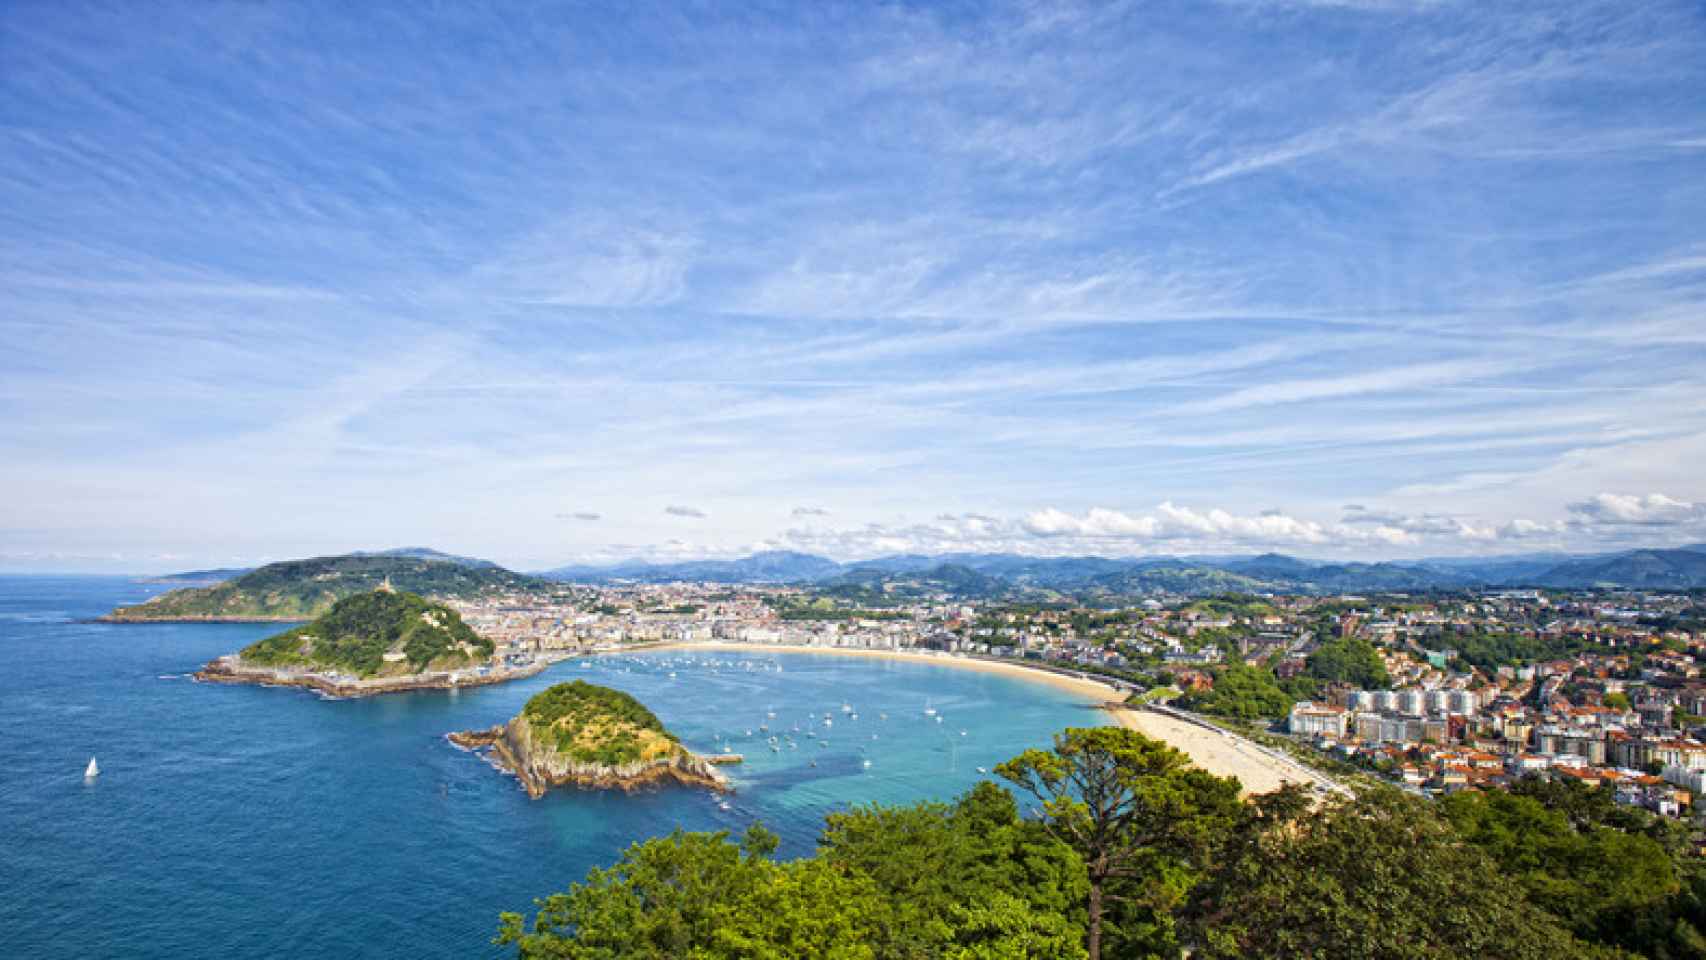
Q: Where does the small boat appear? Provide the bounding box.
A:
[84,757,99,779]
[718,800,732,811]
[862,759,872,769]
[976,766,988,774]
[960,730,968,737]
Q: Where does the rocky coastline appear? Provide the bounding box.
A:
[192,654,552,698]
[450,713,730,799]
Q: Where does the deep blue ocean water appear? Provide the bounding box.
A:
[0,576,1108,958]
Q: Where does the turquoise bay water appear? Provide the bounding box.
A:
[0,576,1108,958]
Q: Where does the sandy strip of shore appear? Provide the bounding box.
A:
[636,641,1122,703]
[1110,706,1320,796]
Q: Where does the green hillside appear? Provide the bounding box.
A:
[239,590,492,677]
[105,553,548,620]
[523,681,682,766]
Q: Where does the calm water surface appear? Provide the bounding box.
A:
[0,576,1108,958]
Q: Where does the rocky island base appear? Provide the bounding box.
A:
[451,681,730,799]
[194,655,552,698]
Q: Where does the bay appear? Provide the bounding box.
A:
[0,575,1108,958]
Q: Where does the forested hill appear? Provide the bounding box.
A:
[104,553,550,621]
[238,590,493,677]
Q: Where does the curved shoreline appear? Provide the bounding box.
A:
[1109,703,1346,797]
[635,641,1126,705]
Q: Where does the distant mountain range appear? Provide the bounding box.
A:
[536,545,1706,596]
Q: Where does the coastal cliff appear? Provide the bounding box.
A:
[450,681,728,798]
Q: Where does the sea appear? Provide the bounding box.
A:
[0,576,1110,958]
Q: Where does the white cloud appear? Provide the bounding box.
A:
[664,505,707,519]
[1567,492,1706,526]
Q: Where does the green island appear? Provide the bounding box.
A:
[192,588,546,697]
[451,681,728,798]
[102,553,549,621]
[522,681,681,766]
[238,589,491,676]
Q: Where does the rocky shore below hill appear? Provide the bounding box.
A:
[450,709,730,799]
[193,655,551,698]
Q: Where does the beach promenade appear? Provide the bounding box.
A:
[1112,703,1348,797]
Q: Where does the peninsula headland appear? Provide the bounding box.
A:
[103,551,549,622]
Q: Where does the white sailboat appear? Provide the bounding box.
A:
[84,756,99,779]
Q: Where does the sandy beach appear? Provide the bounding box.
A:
[1111,705,1337,796]
[638,641,1124,703]
[623,643,1336,797]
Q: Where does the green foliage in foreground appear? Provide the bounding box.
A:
[997,727,1242,959]
[499,728,1624,960]
[1444,779,1706,959]
[522,681,678,766]
[1189,788,1617,960]
[499,790,1087,960]
[240,590,489,676]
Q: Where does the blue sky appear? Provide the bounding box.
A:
[4,0,1706,572]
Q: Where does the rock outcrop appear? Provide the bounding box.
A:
[450,702,729,799]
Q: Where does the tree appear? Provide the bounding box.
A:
[497,824,885,959]
[819,781,1087,959]
[1176,662,1294,721]
[1305,636,1390,689]
[995,727,1241,960]
[1442,789,1678,952]
[1188,788,1616,960]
